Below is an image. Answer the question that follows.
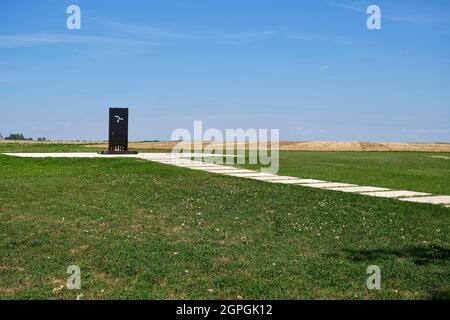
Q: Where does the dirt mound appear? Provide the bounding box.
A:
[279,141,450,152]
[358,142,391,151]
[4,139,450,152]
[141,141,450,152]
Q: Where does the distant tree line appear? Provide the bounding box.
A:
[0,133,47,141]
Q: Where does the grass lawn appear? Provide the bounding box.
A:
[0,142,168,154]
[0,145,449,299]
[238,151,450,195]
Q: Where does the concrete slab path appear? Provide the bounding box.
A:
[3,152,449,208]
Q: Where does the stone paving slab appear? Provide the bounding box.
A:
[4,152,450,208]
[147,159,183,162]
[268,179,328,184]
[179,166,226,171]
[202,167,253,171]
[399,195,450,205]
[250,176,305,182]
[361,190,431,198]
[166,164,223,168]
[240,176,292,182]
[327,186,391,193]
[165,162,222,166]
[156,159,199,163]
[206,167,248,171]
[243,175,311,181]
[156,160,200,163]
[225,172,280,179]
[179,166,234,171]
[268,179,326,187]
[180,166,238,171]
[158,163,194,166]
[156,161,193,164]
[182,165,237,169]
[171,164,223,168]
[203,169,255,174]
[302,182,357,188]
[193,165,243,172]
[268,175,304,180]
[138,154,180,160]
[140,158,179,161]
[161,163,201,166]
[249,176,302,182]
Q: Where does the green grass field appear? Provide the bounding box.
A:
[0,142,168,154]
[0,143,449,299]
[239,151,450,195]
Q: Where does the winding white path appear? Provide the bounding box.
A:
[3,152,450,207]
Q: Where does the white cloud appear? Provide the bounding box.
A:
[89,17,355,46]
[218,29,354,45]
[88,17,189,39]
[338,2,450,26]
[218,31,279,43]
[285,31,354,45]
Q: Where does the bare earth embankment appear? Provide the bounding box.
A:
[1,144,450,299]
[91,141,450,152]
[1,140,450,152]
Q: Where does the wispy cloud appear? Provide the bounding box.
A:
[0,33,158,48]
[0,17,357,49]
[338,2,450,26]
[338,3,366,14]
[383,12,450,25]
[286,31,354,45]
[218,30,279,43]
[217,29,354,45]
[91,17,279,43]
[88,17,190,39]
[89,17,355,46]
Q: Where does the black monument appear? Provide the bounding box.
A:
[100,107,138,154]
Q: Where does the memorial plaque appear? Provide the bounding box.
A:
[109,108,128,152]
[100,107,137,154]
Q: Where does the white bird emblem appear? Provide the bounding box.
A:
[114,115,124,123]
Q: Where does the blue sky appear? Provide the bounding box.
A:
[1,0,449,142]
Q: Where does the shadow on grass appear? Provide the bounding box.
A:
[340,244,450,299]
[343,244,450,266]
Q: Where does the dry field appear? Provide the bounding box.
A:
[1,145,449,299]
[2,140,450,152]
[0,140,95,145]
[87,141,450,152]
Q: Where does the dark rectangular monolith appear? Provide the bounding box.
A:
[109,108,128,152]
[99,107,137,154]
